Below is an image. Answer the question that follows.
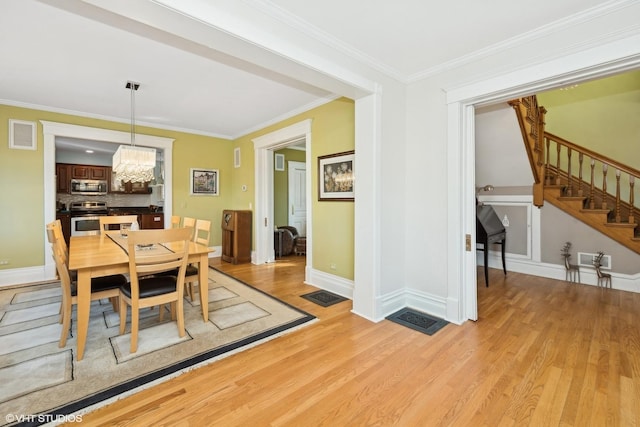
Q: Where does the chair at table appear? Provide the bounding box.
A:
[185,219,211,301]
[118,227,191,353]
[99,215,139,235]
[46,222,126,348]
[182,216,196,238]
[170,215,181,228]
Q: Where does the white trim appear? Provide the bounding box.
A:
[41,121,175,280]
[306,268,353,299]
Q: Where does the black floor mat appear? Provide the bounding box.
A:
[301,290,348,307]
[386,307,449,335]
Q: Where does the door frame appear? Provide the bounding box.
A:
[448,42,640,323]
[252,120,312,274]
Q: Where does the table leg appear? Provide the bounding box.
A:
[198,254,208,322]
[76,269,91,361]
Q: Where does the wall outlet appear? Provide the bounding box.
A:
[0,260,9,265]
[330,263,337,270]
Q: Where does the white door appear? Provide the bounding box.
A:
[288,161,307,236]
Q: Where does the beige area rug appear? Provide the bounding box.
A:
[0,268,315,426]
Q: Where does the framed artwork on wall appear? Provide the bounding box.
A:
[190,168,219,196]
[318,150,354,201]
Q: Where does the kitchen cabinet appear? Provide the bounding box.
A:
[141,213,164,229]
[111,173,151,194]
[56,164,70,193]
[56,212,71,246]
[71,164,109,180]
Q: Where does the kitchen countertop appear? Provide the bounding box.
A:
[108,206,164,214]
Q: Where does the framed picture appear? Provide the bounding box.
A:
[318,150,354,201]
[190,168,219,196]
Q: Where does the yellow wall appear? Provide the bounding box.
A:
[1,98,355,280]
[234,97,355,279]
[0,104,232,270]
[538,71,640,169]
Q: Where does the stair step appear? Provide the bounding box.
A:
[604,222,637,229]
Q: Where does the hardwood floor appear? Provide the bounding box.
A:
[72,258,640,426]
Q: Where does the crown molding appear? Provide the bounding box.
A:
[245,0,639,85]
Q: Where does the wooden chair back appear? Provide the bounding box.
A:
[171,215,181,228]
[182,217,196,239]
[193,219,211,246]
[126,228,192,291]
[99,215,138,235]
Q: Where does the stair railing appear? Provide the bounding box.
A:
[508,96,546,207]
[544,132,640,225]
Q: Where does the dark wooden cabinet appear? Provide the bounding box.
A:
[221,210,252,264]
[71,164,108,180]
[56,164,70,193]
[141,213,164,229]
[56,163,110,192]
[111,172,150,194]
[56,212,71,246]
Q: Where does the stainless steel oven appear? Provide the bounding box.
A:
[70,201,108,236]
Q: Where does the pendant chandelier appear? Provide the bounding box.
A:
[112,81,156,184]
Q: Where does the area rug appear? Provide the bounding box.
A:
[0,268,315,426]
[386,307,448,336]
[300,290,348,307]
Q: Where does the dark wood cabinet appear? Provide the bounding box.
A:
[56,163,110,192]
[56,212,71,246]
[141,213,164,229]
[111,172,150,194]
[71,164,109,180]
[56,164,70,193]
[221,210,252,264]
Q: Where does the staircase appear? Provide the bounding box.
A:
[509,96,640,255]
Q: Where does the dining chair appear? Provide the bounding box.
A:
[99,215,139,235]
[118,227,192,353]
[170,215,181,228]
[46,222,126,348]
[184,219,211,301]
[182,216,196,239]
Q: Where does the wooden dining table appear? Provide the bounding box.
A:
[68,233,212,361]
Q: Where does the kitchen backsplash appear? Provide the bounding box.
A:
[57,193,159,209]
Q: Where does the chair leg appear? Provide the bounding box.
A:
[130,306,139,353]
[58,300,71,348]
[119,297,127,335]
[177,297,185,338]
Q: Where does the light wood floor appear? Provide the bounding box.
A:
[71,258,640,426]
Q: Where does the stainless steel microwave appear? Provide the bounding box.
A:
[70,179,108,195]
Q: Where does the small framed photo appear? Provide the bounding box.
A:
[190,168,219,196]
[318,150,354,201]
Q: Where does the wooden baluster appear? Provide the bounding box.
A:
[615,169,621,222]
[589,160,596,209]
[602,164,608,210]
[555,144,561,185]
[566,149,573,196]
[545,137,551,185]
[630,176,635,224]
[577,153,584,196]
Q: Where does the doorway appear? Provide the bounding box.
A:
[252,120,312,280]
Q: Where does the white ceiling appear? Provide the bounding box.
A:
[0,0,618,146]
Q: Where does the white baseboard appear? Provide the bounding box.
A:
[0,266,54,288]
[306,268,354,299]
[479,251,640,293]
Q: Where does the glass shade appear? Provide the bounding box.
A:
[112,145,156,183]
